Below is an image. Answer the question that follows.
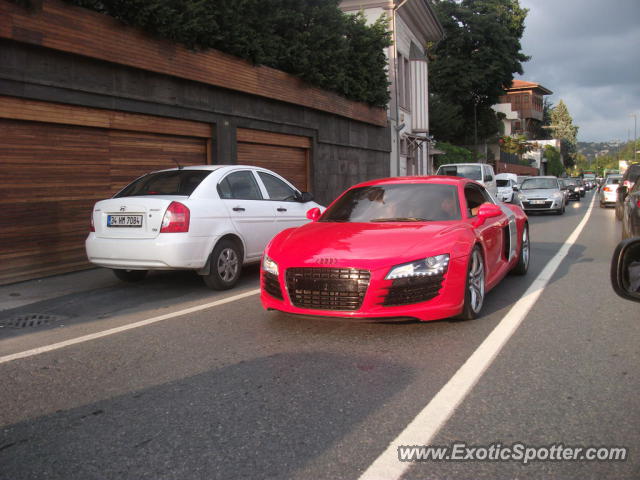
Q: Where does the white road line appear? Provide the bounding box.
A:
[0,288,260,365]
[359,194,597,480]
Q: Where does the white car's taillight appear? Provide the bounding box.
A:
[160,202,190,233]
[90,212,95,232]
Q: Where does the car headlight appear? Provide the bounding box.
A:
[386,254,449,280]
[262,255,279,276]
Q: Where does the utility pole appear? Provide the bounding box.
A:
[631,113,637,164]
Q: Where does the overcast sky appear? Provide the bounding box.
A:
[516,0,640,143]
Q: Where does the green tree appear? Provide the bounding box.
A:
[428,0,529,144]
[549,100,579,168]
[433,142,473,168]
[544,145,564,177]
[499,135,533,164]
[44,0,392,107]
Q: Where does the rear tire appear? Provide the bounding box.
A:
[113,269,148,282]
[511,224,530,276]
[457,246,485,321]
[202,239,242,290]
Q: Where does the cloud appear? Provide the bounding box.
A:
[516,0,640,141]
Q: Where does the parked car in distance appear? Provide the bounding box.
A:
[599,174,623,208]
[261,176,529,322]
[562,178,581,202]
[518,176,566,215]
[86,165,322,289]
[496,173,520,203]
[610,237,640,303]
[616,164,640,220]
[620,178,640,240]
[435,163,498,198]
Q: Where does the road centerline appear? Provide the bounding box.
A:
[358,194,596,480]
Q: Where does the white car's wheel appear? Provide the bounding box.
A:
[203,239,242,290]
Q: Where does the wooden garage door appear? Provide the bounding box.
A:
[0,119,207,285]
[237,129,311,192]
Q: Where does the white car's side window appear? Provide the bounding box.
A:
[217,171,263,200]
[257,172,297,201]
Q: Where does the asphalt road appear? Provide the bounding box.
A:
[1,190,638,480]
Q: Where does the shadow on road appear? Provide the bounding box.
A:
[0,351,413,480]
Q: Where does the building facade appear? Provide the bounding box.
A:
[340,0,444,176]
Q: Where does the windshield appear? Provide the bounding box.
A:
[320,184,461,222]
[520,178,558,190]
[437,165,482,181]
[564,179,577,186]
[115,170,212,198]
[605,176,622,184]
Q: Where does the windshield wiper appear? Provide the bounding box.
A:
[370,217,429,222]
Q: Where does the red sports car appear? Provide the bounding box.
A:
[260,176,529,321]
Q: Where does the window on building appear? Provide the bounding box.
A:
[397,53,411,110]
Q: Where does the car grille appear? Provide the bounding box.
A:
[380,274,444,306]
[285,268,370,311]
[262,271,283,300]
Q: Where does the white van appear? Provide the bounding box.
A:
[495,173,519,203]
[435,163,498,198]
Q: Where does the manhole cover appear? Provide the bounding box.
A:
[0,314,65,329]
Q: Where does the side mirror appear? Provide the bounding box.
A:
[512,186,520,192]
[306,207,322,222]
[472,203,502,227]
[610,238,640,303]
[484,175,493,182]
[299,191,314,203]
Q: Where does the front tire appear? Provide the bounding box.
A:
[113,269,148,282]
[511,224,530,275]
[458,246,485,320]
[202,239,242,290]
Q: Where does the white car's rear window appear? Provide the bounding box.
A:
[115,170,212,198]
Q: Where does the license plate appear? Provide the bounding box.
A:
[107,214,143,227]
[531,200,546,205]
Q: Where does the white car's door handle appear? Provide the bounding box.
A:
[232,207,245,212]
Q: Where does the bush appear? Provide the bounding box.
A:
[434,142,473,169]
[27,0,392,107]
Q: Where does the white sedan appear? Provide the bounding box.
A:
[86,165,322,289]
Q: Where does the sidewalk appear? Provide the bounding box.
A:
[0,268,117,312]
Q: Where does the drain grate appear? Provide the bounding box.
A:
[0,313,65,329]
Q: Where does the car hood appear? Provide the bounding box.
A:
[268,221,471,267]
[520,188,558,198]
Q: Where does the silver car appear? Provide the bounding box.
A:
[519,176,566,215]
[599,174,623,207]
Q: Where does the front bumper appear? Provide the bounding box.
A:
[85,233,212,270]
[260,256,468,322]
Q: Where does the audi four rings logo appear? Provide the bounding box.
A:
[315,257,337,264]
